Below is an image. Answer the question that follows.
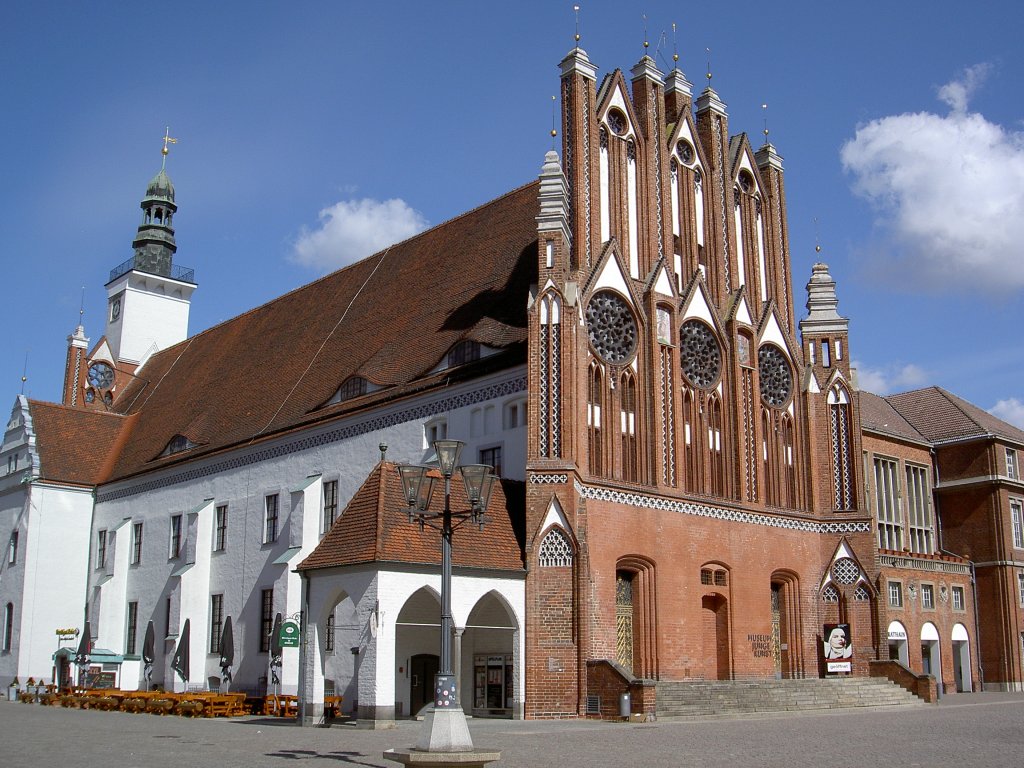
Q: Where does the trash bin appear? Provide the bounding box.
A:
[619,691,631,718]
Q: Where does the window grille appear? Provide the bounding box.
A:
[538,529,573,567]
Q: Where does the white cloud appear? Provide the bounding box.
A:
[840,65,1024,293]
[990,398,1024,430]
[291,197,428,272]
[853,361,928,395]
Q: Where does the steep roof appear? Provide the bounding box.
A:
[858,391,928,445]
[105,182,539,481]
[298,462,525,572]
[884,386,1024,446]
[28,400,132,485]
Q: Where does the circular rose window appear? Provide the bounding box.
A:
[679,320,721,389]
[758,344,792,408]
[586,291,637,365]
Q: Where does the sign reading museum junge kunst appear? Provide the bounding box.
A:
[823,623,853,672]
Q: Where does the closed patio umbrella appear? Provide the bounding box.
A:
[218,616,234,691]
[142,620,155,689]
[171,619,190,685]
[270,613,283,690]
[74,622,92,685]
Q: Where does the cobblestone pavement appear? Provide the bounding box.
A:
[2,694,1023,768]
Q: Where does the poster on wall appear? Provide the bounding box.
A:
[823,623,853,672]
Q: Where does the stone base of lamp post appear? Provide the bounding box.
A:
[415,705,474,752]
[384,745,501,768]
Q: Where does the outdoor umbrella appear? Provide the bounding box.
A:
[218,616,234,691]
[270,613,283,689]
[142,620,155,690]
[171,619,190,684]
[74,622,92,687]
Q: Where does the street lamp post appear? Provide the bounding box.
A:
[396,439,496,753]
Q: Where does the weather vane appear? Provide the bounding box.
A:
[161,126,178,169]
[705,47,713,85]
[573,4,581,45]
[551,95,558,146]
[762,103,770,144]
[642,14,649,52]
[814,217,822,254]
[672,22,679,66]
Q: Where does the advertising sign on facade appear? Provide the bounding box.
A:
[823,623,853,673]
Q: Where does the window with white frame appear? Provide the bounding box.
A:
[921,583,935,609]
[1012,499,1024,549]
[169,514,183,559]
[2,602,12,651]
[425,418,447,446]
[322,480,339,533]
[96,529,107,568]
[126,601,138,655]
[214,505,228,551]
[210,594,224,653]
[875,456,902,551]
[952,586,965,612]
[1008,448,1019,480]
[479,446,502,478]
[1018,571,1024,607]
[264,495,279,543]
[905,463,934,554]
[888,580,903,608]
[130,522,143,565]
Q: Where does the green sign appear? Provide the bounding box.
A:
[279,620,300,648]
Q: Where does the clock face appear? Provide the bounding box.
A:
[87,362,114,390]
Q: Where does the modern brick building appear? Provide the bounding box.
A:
[1,40,1020,719]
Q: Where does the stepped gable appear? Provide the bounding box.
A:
[298,461,525,572]
[28,400,132,485]
[107,182,540,481]
[885,386,1024,445]
[857,390,927,444]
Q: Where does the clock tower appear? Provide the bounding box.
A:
[103,136,197,371]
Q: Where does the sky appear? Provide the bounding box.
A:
[2,1,1022,428]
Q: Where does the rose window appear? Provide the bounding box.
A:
[586,291,637,365]
[758,344,792,408]
[679,320,721,389]
[831,558,860,585]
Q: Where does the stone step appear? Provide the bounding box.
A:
[654,678,922,719]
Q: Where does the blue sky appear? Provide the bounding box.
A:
[2,1,1022,427]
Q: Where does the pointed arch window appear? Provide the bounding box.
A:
[828,384,855,511]
[539,294,561,458]
[588,362,604,476]
[620,370,638,482]
[708,394,725,496]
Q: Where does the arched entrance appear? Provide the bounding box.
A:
[464,591,518,718]
[887,620,909,666]
[615,557,657,678]
[770,571,802,679]
[700,564,731,680]
[395,588,441,718]
[921,622,942,691]
[952,623,972,692]
[320,591,360,715]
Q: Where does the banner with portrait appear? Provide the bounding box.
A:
[823,623,853,672]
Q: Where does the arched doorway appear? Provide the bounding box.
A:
[464,591,518,718]
[952,623,972,692]
[887,620,909,666]
[770,571,802,679]
[615,557,657,678]
[395,588,441,718]
[700,564,731,680]
[320,591,360,716]
[921,622,942,691]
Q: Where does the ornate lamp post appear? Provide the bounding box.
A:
[395,439,496,752]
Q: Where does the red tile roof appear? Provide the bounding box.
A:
[105,182,539,481]
[298,462,525,572]
[27,400,132,485]
[857,391,927,444]
[884,386,1024,445]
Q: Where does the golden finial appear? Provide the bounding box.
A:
[573,5,581,44]
[672,22,679,64]
[642,14,649,51]
[20,352,28,395]
[161,126,178,169]
[814,217,822,253]
[551,95,558,145]
[762,103,769,144]
[705,47,712,84]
